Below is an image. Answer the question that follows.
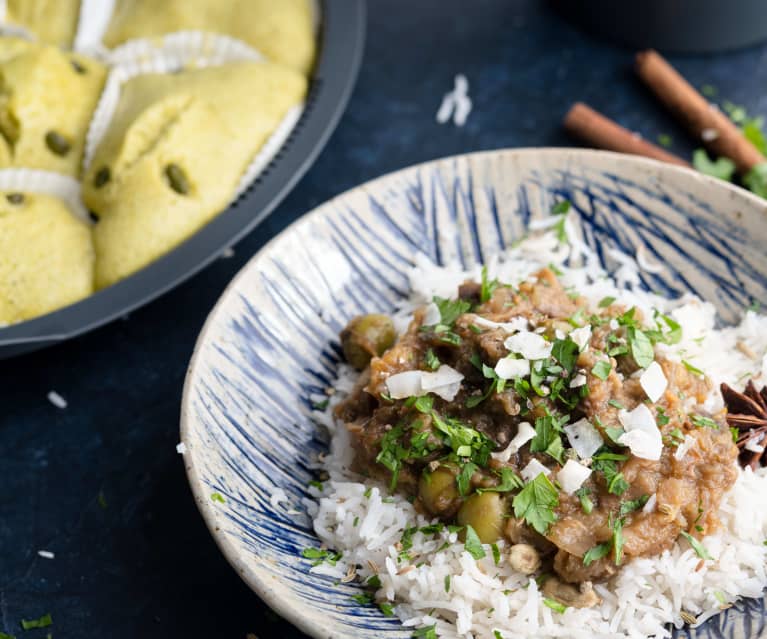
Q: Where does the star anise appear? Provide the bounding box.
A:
[720,380,767,469]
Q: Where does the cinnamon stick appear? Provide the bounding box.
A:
[635,49,765,174]
[563,102,690,167]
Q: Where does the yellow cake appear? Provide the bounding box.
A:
[6,0,81,48]
[82,61,307,289]
[0,38,107,177]
[103,0,316,75]
[0,191,94,325]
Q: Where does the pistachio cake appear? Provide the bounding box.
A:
[82,61,307,289]
[0,191,94,324]
[0,39,107,177]
[103,0,316,75]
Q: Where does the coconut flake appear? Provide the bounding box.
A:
[569,326,592,352]
[636,244,665,274]
[472,316,528,333]
[492,422,535,462]
[618,404,662,460]
[521,458,550,481]
[47,391,67,409]
[640,361,668,402]
[643,493,657,514]
[557,460,592,494]
[176,442,187,455]
[674,434,697,460]
[385,371,424,399]
[494,357,531,380]
[564,418,604,459]
[423,302,441,326]
[569,373,587,388]
[37,550,55,559]
[504,331,552,360]
[745,435,765,454]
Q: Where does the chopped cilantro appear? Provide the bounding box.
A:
[412,626,437,639]
[476,467,524,494]
[444,574,451,592]
[308,480,324,490]
[575,487,593,514]
[464,524,487,559]
[691,414,719,429]
[512,473,559,535]
[627,327,654,368]
[491,542,501,565]
[592,456,628,496]
[433,296,472,326]
[353,516,359,527]
[692,149,736,181]
[210,492,225,503]
[604,426,625,444]
[456,462,478,496]
[543,597,567,613]
[424,349,440,371]
[730,426,739,443]
[619,495,649,517]
[530,414,566,464]
[480,266,500,303]
[582,542,611,566]
[657,133,672,148]
[301,547,342,567]
[607,399,624,409]
[364,487,373,498]
[743,118,767,156]
[551,338,579,373]
[379,602,395,617]
[352,593,373,605]
[312,398,330,410]
[494,632,504,639]
[649,313,682,345]
[551,200,571,215]
[413,395,434,413]
[553,216,568,244]
[367,574,381,588]
[598,296,616,308]
[20,614,52,630]
[680,531,713,560]
[657,407,671,426]
[744,162,767,198]
[591,360,611,380]
[592,452,629,462]
[611,516,625,565]
[469,324,482,334]
[682,360,705,376]
[665,427,684,447]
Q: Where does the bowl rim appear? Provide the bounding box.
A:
[0,0,367,360]
[179,146,767,638]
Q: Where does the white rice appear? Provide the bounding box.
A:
[309,228,767,639]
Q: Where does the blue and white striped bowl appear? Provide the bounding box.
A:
[180,149,767,638]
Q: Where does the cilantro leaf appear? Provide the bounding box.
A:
[412,625,438,639]
[512,473,559,535]
[551,338,579,373]
[591,360,611,380]
[743,118,767,155]
[20,614,52,630]
[619,495,649,517]
[680,531,713,560]
[491,542,501,565]
[352,593,373,605]
[744,161,767,198]
[575,487,593,514]
[551,200,571,215]
[433,296,471,326]
[582,542,611,566]
[682,360,705,377]
[598,296,616,308]
[611,516,625,565]
[476,467,524,494]
[301,547,342,567]
[424,349,440,370]
[464,524,487,559]
[692,149,736,181]
[627,327,654,368]
[456,462,478,496]
[543,597,567,613]
[530,415,566,463]
[480,266,500,303]
[210,492,225,503]
[691,414,719,429]
[379,602,395,617]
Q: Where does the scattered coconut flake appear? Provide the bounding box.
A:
[557,459,592,494]
[569,373,587,388]
[701,128,719,142]
[270,487,290,509]
[504,331,552,360]
[385,371,424,399]
[436,74,472,127]
[636,244,665,274]
[492,422,535,462]
[745,436,765,454]
[37,550,55,559]
[494,357,530,380]
[422,302,441,326]
[47,391,67,409]
[521,458,550,481]
[569,326,592,352]
[640,361,668,402]
[609,318,619,331]
[643,493,657,514]
[618,404,662,460]
[564,418,604,459]
[472,315,529,333]
[674,435,697,460]
[176,442,187,455]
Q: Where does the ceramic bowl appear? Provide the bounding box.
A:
[180,148,767,638]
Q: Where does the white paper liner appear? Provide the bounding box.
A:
[73,0,115,56]
[0,169,90,224]
[82,30,304,200]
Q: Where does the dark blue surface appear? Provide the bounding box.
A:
[2,1,767,637]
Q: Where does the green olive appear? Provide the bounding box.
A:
[457,492,506,543]
[340,314,396,370]
[418,467,460,517]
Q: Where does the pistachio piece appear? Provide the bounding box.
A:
[164,163,190,195]
[6,192,24,205]
[45,131,71,157]
[93,167,110,188]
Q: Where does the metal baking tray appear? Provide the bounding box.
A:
[0,0,366,359]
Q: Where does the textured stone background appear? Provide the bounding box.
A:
[3,1,767,637]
